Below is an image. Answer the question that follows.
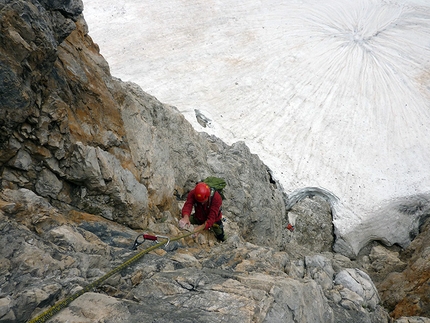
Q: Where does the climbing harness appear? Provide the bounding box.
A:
[132,233,170,250]
[27,228,202,323]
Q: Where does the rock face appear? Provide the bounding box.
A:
[2,190,428,323]
[0,0,285,245]
[0,0,429,322]
[0,188,389,323]
[366,218,430,319]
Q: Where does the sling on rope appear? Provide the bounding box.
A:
[27,228,202,323]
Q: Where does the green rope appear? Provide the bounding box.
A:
[27,229,201,323]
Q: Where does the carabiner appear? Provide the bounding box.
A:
[132,233,170,250]
[155,235,170,247]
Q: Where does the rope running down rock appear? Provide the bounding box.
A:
[27,228,202,323]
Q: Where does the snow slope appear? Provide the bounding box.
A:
[82,0,430,256]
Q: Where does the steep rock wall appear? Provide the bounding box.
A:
[0,0,286,247]
[0,1,428,322]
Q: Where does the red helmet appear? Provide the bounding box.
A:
[194,182,210,202]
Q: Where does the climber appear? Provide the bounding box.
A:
[179,182,226,242]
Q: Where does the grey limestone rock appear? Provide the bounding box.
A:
[0,1,428,322]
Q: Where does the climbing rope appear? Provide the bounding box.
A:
[27,228,202,323]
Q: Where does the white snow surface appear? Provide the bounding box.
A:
[82,0,430,256]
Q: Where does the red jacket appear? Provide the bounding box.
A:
[182,188,223,229]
